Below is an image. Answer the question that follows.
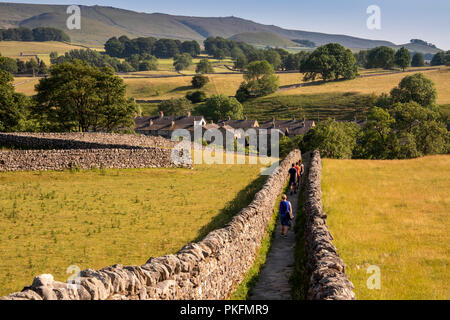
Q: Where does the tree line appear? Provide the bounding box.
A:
[0,27,70,42]
[49,49,158,73]
[354,46,450,70]
[0,53,48,75]
[291,74,449,159]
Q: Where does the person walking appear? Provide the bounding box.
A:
[288,164,298,195]
[294,162,301,192]
[279,194,293,238]
[299,159,305,186]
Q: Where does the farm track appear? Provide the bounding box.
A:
[249,187,299,300]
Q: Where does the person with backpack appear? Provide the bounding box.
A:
[288,164,298,195]
[279,194,293,238]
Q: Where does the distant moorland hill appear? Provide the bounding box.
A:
[0,2,443,54]
[228,32,300,48]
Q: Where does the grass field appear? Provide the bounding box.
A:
[281,67,450,105]
[125,72,309,101]
[243,92,375,122]
[321,156,450,300]
[0,41,102,65]
[0,161,267,296]
[12,64,450,121]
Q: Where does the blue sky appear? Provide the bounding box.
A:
[5,0,450,49]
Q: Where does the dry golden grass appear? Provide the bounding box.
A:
[322,155,450,300]
[280,67,450,104]
[13,65,450,106]
[124,73,306,100]
[0,41,97,59]
[13,77,40,96]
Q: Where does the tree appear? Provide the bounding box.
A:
[430,52,447,66]
[138,56,158,71]
[181,40,201,57]
[234,54,248,70]
[301,118,359,158]
[213,49,226,60]
[104,37,125,58]
[34,60,136,132]
[199,95,243,122]
[0,27,69,42]
[191,74,210,89]
[411,52,425,67]
[354,50,368,67]
[153,39,180,58]
[236,60,279,101]
[264,49,282,70]
[52,49,129,73]
[158,98,192,116]
[186,90,207,103]
[357,98,448,159]
[390,73,437,107]
[244,60,275,81]
[366,46,396,69]
[356,107,397,159]
[0,69,29,132]
[134,37,156,55]
[173,53,193,71]
[26,58,39,76]
[300,43,358,81]
[394,47,411,71]
[0,54,18,73]
[195,59,214,74]
[38,60,48,75]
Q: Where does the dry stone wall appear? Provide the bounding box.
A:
[303,150,356,300]
[0,133,190,171]
[1,150,301,300]
[0,132,177,150]
[0,148,190,171]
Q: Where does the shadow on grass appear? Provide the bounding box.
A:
[193,174,268,243]
[169,85,194,93]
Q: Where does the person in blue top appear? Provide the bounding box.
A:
[279,194,293,238]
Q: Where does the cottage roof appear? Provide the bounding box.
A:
[217,119,259,129]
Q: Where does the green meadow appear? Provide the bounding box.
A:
[322,155,450,300]
[0,162,267,296]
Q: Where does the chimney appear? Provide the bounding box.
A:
[171,120,175,128]
[159,111,164,119]
[186,111,191,117]
[149,119,153,126]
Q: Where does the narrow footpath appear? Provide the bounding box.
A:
[249,189,299,300]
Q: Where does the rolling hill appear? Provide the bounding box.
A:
[0,2,443,54]
[228,32,300,48]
